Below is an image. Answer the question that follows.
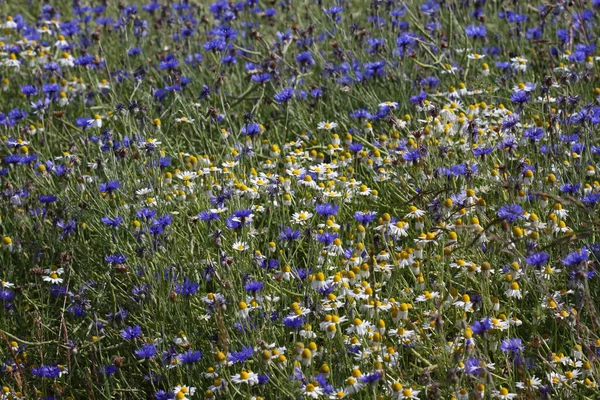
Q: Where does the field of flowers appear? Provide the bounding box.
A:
[1,0,600,398]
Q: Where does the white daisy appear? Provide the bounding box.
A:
[231,370,259,385]
[232,241,249,251]
[292,211,313,225]
[317,121,338,130]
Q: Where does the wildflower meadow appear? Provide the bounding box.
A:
[2,0,600,399]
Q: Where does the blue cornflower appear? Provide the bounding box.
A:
[314,373,334,393]
[231,208,250,218]
[348,142,363,152]
[101,216,123,227]
[105,254,126,264]
[465,24,487,37]
[68,304,86,317]
[76,118,92,129]
[128,47,141,56]
[525,252,549,266]
[316,232,338,246]
[159,58,179,70]
[360,372,382,384]
[280,226,301,241]
[498,135,517,152]
[179,349,202,364]
[198,210,220,221]
[525,27,543,41]
[311,88,323,98]
[251,73,271,84]
[420,75,440,88]
[582,193,600,205]
[221,54,237,65]
[523,128,544,141]
[367,38,385,53]
[244,281,264,292]
[57,219,76,239]
[511,90,530,104]
[324,5,344,16]
[464,357,486,375]
[561,247,588,266]
[264,7,276,17]
[0,288,15,301]
[315,203,339,217]
[349,109,372,119]
[354,211,377,224]
[149,222,165,236]
[364,61,386,77]
[500,338,524,354]
[42,83,60,95]
[136,208,157,219]
[409,90,426,104]
[131,284,148,300]
[396,32,416,48]
[283,315,305,329]
[470,318,492,335]
[203,37,227,52]
[226,216,242,230]
[228,345,254,363]
[31,365,62,378]
[155,214,173,227]
[230,209,253,225]
[402,149,421,162]
[135,343,157,359]
[175,277,198,296]
[497,204,524,222]
[99,180,120,193]
[501,114,520,130]
[20,84,38,97]
[572,142,584,155]
[121,325,142,340]
[274,87,294,103]
[472,147,493,157]
[39,195,57,203]
[154,88,168,101]
[296,51,315,68]
[559,183,580,194]
[154,390,175,400]
[241,122,261,136]
[101,365,118,375]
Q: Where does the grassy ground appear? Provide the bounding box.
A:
[1,0,600,399]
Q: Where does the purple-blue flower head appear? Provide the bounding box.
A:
[561,247,588,266]
[470,318,492,335]
[228,345,254,363]
[525,251,549,267]
[135,343,157,359]
[179,349,202,364]
[244,281,264,292]
[354,211,377,225]
[315,203,339,217]
[121,325,142,340]
[274,87,294,103]
[497,204,524,222]
[175,277,199,296]
[280,226,301,241]
[500,338,524,354]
